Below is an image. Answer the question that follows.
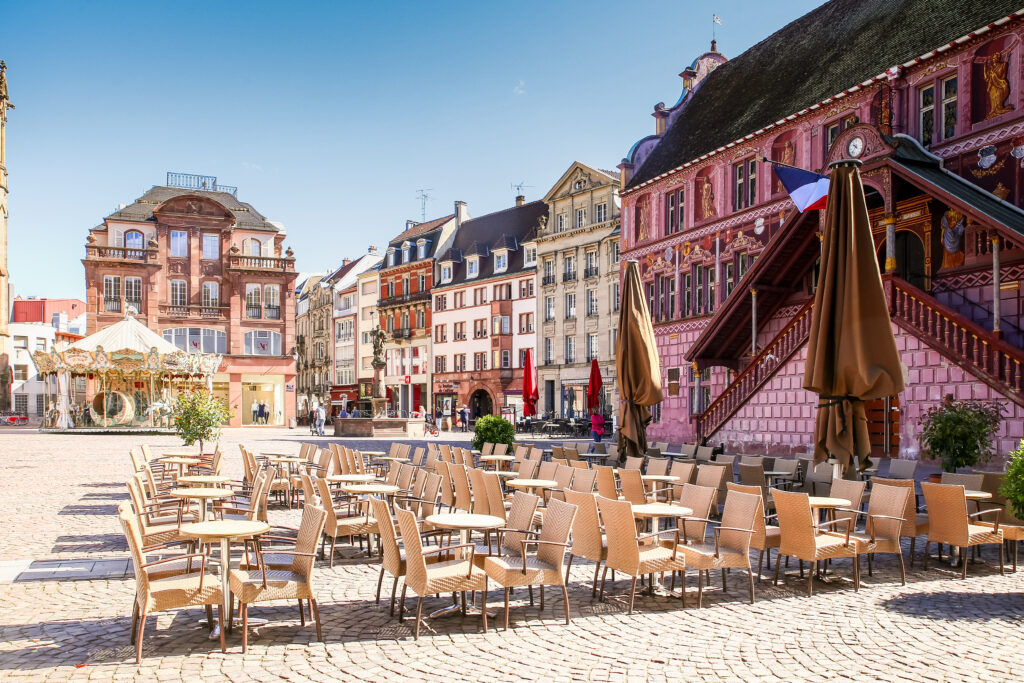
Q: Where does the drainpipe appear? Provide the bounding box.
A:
[992,235,1001,336]
[750,288,758,356]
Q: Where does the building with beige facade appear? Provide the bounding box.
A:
[534,162,621,418]
[355,265,382,414]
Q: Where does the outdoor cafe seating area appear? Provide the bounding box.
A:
[121,440,1024,660]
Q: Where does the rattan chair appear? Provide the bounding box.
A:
[484,498,577,629]
[887,459,917,480]
[563,490,607,596]
[671,490,760,606]
[314,477,379,564]
[450,464,473,512]
[921,482,1003,578]
[619,468,650,506]
[569,468,597,493]
[677,484,719,544]
[771,489,859,595]
[395,506,489,638]
[371,497,445,617]
[623,456,645,471]
[726,482,781,580]
[595,465,620,500]
[869,477,929,566]
[231,505,327,651]
[842,483,911,584]
[119,503,223,662]
[695,464,729,511]
[596,496,687,613]
[475,492,540,564]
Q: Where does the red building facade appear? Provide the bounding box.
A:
[83,179,297,427]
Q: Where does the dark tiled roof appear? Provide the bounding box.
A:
[387,214,455,246]
[437,201,547,286]
[104,185,280,231]
[889,135,1024,238]
[629,0,1022,188]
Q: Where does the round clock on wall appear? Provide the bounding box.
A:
[847,136,865,158]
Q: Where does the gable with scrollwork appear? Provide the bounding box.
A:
[154,194,235,228]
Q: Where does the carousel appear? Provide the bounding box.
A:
[30,314,222,432]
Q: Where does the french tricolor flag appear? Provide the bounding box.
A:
[773,165,829,213]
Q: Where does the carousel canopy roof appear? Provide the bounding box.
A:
[71,315,179,355]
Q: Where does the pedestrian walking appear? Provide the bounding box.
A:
[591,412,605,444]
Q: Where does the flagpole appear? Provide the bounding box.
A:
[757,155,822,173]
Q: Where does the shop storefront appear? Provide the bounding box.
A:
[241,374,285,426]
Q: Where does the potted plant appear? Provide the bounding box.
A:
[172,388,232,455]
[472,415,515,452]
[1000,440,1024,523]
[917,396,1003,480]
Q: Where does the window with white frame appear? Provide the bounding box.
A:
[544,337,553,364]
[586,333,599,361]
[524,245,537,266]
[565,336,576,364]
[244,330,282,355]
[556,214,566,232]
[387,249,396,267]
[494,251,508,272]
[612,241,620,263]
[125,277,142,309]
[202,282,219,308]
[202,234,219,259]
[586,289,598,316]
[441,264,453,283]
[402,243,412,262]
[595,203,607,223]
[417,240,427,259]
[264,285,281,318]
[545,296,555,321]
[565,292,576,319]
[163,327,227,354]
[170,280,188,307]
[575,208,586,228]
[467,257,479,277]
[416,309,425,328]
[170,231,188,258]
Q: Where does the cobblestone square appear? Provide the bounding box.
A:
[0,429,1021,681]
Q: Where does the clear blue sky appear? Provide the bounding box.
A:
[4,0,823,298]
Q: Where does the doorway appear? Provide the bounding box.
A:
[877,231,927,290]
[469,389,493,419]
[864,395,900,460]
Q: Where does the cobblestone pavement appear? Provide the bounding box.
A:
[1,429,1022,681]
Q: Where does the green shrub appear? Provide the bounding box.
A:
[1001,439,1024,521]
[472,415,515,451]
[173,388,232,453]
[917,398,1003,473]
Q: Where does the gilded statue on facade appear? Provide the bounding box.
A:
[980,49,1013,119]
[700,174,716,219]
[637,197,650,241]
[940,208,966,270]
[775,139,794,193]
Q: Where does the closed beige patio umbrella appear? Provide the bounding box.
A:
[616,260,663,460]
[804,159,904,471]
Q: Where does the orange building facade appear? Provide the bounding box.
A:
[83,177,298,427]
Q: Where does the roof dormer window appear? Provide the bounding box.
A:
[467,257,479,278]
[494,250,508,273]
[524,244,537,267]
[386,248,396,267]
[417,238,430,260]
[402,242,412,263]
[440,263,453,283]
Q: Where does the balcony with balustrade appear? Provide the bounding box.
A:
[227,253,296,273]
[377,290,430,309]
[85,244,160,266]
[159,304,228,320]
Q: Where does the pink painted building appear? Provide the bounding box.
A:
[618,0,1024,462]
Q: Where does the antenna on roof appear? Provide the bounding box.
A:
[415,189,433,222]
[511,182,533,198]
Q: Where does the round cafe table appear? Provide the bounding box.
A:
[160,457,200,478]
[181,519,270,638]
[965,490,993,501]
[641,474,680,483]
[267,456,303,464]
[479,454,515,470]
[632,503,693,592]
[342,483,400,497]
[505,478,558,495]
[168,487,232,522]
[423,512,505,618]
[361,450,387,458]
[177,475,231,487]
[327,473,377,484]
[261,452,295,458]
[808,496,851,509]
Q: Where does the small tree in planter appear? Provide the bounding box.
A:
[173,388,232,454]
[917,397,1004,474]
[1000,439,1024,522]
[472,415,515,452]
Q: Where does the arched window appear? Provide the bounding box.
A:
[244,330,282,356]
[163,328,226,354]
[125,230,145,250]
[245,238,263,256]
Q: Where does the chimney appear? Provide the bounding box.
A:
[515,195,525,207]
[368,245,377,254]
[342,258,351,266]
[406,219,417,231]
[454,200,469,229]
[711,39,718,53]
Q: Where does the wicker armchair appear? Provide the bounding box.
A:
[727,482,781,579]
[871,477,929,566]
[596,496,687,613]
[119,503,223,662]
[921,482,1003,578]
[314,477,379,564]
[671,490,760,606]
[230,505,327,652]
[842,483,911,584]
[563,490,607,597]
[484,498,577,629]
[395,506,489,638]
[771,489,859,595]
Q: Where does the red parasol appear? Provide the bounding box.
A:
[587,359,603,412]
[522,348,539,417]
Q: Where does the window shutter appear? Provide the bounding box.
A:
[114,230,124,247]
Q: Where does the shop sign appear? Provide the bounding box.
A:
[403,376,411,384]
[286,384,295,392]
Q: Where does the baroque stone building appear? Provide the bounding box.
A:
[83,175,297,427]
[619,0,1024,460]
[431,197,545,421]
[534,162,621,418]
